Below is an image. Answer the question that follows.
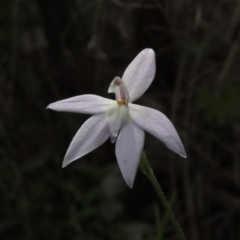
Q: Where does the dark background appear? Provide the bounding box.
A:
[1,0,240,239]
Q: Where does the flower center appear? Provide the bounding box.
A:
[108,76,130,106]
[116,99,125,105]
[107,77,130,143]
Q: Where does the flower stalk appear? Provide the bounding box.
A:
[140,152,187,240]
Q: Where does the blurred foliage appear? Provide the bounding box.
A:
[188,39,209,57]
[1,0,240,240]
[198,84,240,125]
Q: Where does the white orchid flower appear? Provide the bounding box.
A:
[47,48,186,188]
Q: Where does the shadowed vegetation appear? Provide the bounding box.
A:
[1,0,240,239]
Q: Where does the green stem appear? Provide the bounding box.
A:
[140,152,187,240]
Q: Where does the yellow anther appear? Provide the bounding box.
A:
[116,99,124,105]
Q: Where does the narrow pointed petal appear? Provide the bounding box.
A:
[129,104,187,158]
[122,48,156,102]
[62,114,110,167]
[47,94,114,114]
[115,120,145,188]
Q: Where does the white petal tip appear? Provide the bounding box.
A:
[110,134,118,143]
[62,159,69,168]
[125,180,134,189]
[46,103,55,110]
[179,149,187,158]
[144,48,155,55]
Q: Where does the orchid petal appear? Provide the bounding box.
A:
[129,104,187,158]
[115,120,145,188]
[47,94,114,114]
[122,48,156,102]
[106,102,128,143]
[62,114,110,167]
